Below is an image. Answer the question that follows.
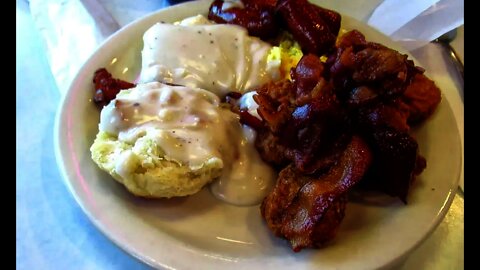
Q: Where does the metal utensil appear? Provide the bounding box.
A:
[434,29,464,193]
[433,29,464,82]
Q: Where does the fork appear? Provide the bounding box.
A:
[433,29,464,83]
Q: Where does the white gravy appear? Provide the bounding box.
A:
[139,15,278,96]
[238,91,261,120]
[221,0,245,11]
[210,125,276,206]
[99,82,275,205]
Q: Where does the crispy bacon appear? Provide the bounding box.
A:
[239,110,263,130]
[261,136,372,251]
[92,68,135,107]
[276,0,340,55]
[208,0,341,54]
[245,26,443,250]
[357,126,423,203]
[401,73,442,125]
[287,87,349,174]
[253,55,351,174]
[336,29,367,49]
[254,80,296,134]
[312,4,341,35]
[357,101,411,133]
[291,54,325,103]
[254,129,290,167]
[208,0,278,39]
[327,30,423,103]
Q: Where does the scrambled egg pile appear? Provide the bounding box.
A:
[267,33,303,80]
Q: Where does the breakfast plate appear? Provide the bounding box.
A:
[54,0,462,269]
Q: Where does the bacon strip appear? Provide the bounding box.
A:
[261,136,372,251]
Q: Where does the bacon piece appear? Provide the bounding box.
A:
[336,29,367,49]
[347,85,378,106]
[313,4,341,35]
[261,136,372,251]
[254,128,290,167]
[239,110,263,130]
[253,80,296,134]
[358,126,421,203]
[92,68,135,107]
[288,86,349,174]
[352,47,409,97]
[208,0,278,39]
[328,30,422,102]
[358,101,411,133]
[251,55,350,174]
[291,54,325,102]
[401,73,442,125]
[276,0,340,55]
[224,91,243,113]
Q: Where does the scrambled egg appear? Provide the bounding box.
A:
[267,33,303,80]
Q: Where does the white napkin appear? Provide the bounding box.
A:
[29,0,168,93]
[368,0,441,36]
[29,0,109,93]
[368,0,464,50]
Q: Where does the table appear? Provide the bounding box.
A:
[16,0,464,269]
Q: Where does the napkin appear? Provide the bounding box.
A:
[29,0,168,93]
[29,0,464,93]
[29,0,109,93]
[368,0,464,51]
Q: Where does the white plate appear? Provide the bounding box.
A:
[54,1,462,269]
